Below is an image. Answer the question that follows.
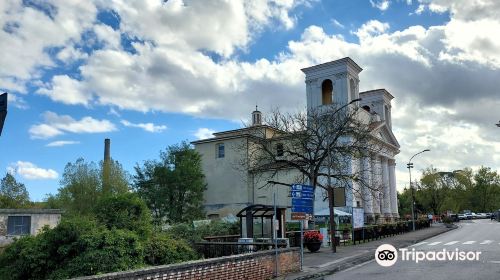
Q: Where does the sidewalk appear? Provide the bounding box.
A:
[284,223,455,280]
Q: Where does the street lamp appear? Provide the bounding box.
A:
[327,97,361,253]
[407,149,430,231]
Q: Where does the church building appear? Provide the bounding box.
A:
[191,57,400,224]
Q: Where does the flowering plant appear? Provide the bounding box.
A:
[304,231,323,243]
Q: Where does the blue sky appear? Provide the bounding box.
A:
[1,0,500,201]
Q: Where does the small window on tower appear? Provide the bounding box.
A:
[216,143,225,158]
[276,143,284,157]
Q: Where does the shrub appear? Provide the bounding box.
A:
[143,233,199,266]
[0,218,144,280]
[94,193,152,238]
[50,228,144,279]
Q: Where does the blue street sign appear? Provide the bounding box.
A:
[291,184,315,215]
[291,191,314,199]
[292,198,314,206]
[292,184,314,193]
[292,206,313,213]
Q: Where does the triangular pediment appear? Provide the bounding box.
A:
[371,122,400,149]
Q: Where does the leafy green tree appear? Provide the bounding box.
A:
[134,141,206,226]
[48,158,130,216]
[472,166,500,212]
[416,167,452,214]
[0,173,30,208]
[101,159,130,197]
[407,166,500,215]
[397,188,413,218]
[94,193,152,238]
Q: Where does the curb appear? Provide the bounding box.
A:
[290,226,455,280]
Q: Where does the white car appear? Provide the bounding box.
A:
[476,213,487,219]
[458,214,467,220]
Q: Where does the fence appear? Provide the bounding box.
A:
[195,240,288,259]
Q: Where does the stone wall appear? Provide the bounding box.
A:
[73,248,300,280]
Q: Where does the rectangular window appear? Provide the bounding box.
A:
[7,216,31,235]
[216,143,225,158]
[276,143,284,157]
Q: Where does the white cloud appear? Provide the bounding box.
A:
[194,128,216,140]
[331,19,345,29]
[36,75,91,106]
[415,4,425,14]
[8,161,58,180]
[0,0,97,93]
[46,140,80,147]
[370,0,391,11]
[120,120,167,133]
[2,0,500,185]
[6,93,29,109]
[29,111,116,139]
[56,46,88,63]
[354,20,390,40]
[108,107,121,117]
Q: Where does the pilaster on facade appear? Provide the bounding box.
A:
[370,156,381,217]
[389,159,399,218]
[381,157,392,220]
[361,156,374,221]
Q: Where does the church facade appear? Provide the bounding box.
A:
[192,57,400,223]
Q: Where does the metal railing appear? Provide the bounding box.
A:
[195,240,288,259]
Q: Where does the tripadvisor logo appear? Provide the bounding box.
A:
[375,244,482,267]
[375,244,398,267]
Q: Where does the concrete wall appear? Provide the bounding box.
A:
[195,137,251,217]
[0,209,62,247]
[73,248,300,280]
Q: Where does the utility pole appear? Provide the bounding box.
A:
[407,149,430,231]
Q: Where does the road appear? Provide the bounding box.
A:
[327,219,500,280]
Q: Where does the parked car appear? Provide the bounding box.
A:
[465,213,473,220]
[477,213,488,219]
[458,214,467,220]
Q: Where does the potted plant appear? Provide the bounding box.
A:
[304,231,323,252]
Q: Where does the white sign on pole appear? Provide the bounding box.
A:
[352,207,365,229]
[319,228,328,247]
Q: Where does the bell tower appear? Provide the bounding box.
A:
[251,105,262,126]
[301,57,362,111]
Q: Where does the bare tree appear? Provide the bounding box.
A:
[241,102,385,252]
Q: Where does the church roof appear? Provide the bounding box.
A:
[360,88,394,99]
[301,57,362,74]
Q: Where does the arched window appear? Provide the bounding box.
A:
[321,79,333,105]
[350,79,357,100]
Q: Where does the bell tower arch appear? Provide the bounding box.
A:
[301,57,362,111]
